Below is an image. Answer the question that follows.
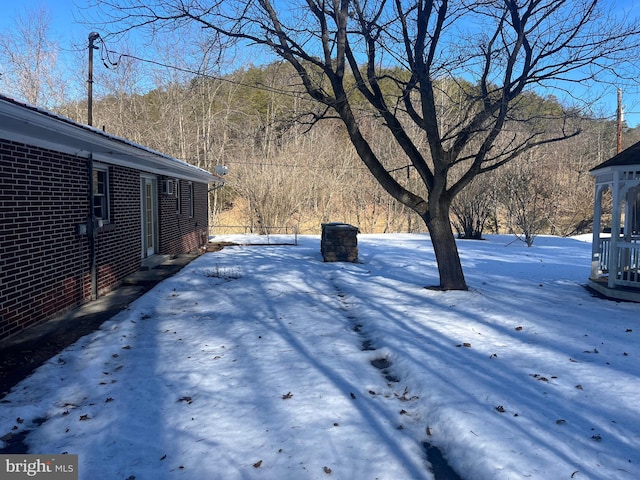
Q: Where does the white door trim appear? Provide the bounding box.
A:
[140,175,158,258]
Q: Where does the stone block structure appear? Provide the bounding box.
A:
[321,223,359,262]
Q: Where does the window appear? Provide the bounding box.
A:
[93,165,110,222]
[162,179,174,195]
[188,181,194,218]
[175,179,181,214]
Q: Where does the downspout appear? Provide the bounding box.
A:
[88,153,98,300]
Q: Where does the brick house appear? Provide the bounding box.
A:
[0,94,223,342]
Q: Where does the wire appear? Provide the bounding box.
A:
[223,160,369,170]
[97,44,306,100]
[95,40,637,128]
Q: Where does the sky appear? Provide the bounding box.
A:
[1,233,639,480]
[1,0,640,128]
[1,0,87,43]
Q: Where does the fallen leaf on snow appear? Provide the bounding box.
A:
[396,387,419,402]
[253,460,262,468]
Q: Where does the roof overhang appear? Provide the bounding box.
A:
[0,95,222,185]
[590,141,640,179]
[590,164,624,178]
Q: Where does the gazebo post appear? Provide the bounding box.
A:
[591,185,604,280]
[608,171,622,289]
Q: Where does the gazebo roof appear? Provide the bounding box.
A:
[590,141,640,175]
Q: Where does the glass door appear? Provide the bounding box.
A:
[141,176,157,257]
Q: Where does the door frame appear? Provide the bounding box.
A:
[140,175,158,258]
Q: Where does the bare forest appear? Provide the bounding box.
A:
[67,62,640,240]
[2,6,639,242]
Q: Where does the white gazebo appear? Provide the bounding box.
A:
[590,141,640,302]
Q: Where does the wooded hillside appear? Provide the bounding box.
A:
[1,14,637,239]
[55,62,636,239]
[2,4,640,246]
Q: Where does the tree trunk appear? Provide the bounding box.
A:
[423,205,467,291]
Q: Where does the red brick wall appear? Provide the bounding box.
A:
[0,139,210,342]
[0,140,90,340]
[95,165,142,295]
[159,179,209,255]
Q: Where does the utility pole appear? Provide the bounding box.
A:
[617,88,623,154]
[87,32,100,126]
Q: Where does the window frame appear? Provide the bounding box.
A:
[175,179,181,214]
[92,164,110,223]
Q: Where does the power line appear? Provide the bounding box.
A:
[96,40,640,130]
[98,44,306,100]
[223,160,369,170]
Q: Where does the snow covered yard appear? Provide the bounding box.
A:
[1,234,639,480]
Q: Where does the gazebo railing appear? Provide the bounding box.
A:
[597,236,640,286]
[598,237,611,274]
[614,239,640,286]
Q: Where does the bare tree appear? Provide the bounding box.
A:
[232,151,306,234]
[93,52,149,139]
[544,120,615,236]
[91,0,640,289]
[451,174,497,240]
[499,151,556,247]
[0,6,65,108]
